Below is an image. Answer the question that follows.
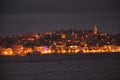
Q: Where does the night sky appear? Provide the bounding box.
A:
[0,0,120,36]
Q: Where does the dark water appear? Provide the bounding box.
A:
[0,56,120,80]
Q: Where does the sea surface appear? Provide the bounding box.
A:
[0,54,120,80]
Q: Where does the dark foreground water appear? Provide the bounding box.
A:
[0,54,120,80]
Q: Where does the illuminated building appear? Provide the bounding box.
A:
[3,48,13,56]
[93,24,97,35]
[61,34,66,38]
[0,27,120,56]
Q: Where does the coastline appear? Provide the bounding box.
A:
[0,53,120,63]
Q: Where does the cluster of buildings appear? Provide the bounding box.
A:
[0,25,120,56]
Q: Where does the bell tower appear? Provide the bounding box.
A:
[93,24,97,35]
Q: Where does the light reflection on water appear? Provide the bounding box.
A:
[0,59,120,80]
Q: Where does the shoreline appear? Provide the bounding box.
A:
[0,53,120,63]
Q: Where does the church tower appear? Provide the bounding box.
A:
[93,24,97,35]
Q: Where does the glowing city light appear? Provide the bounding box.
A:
[0,25,120,56]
